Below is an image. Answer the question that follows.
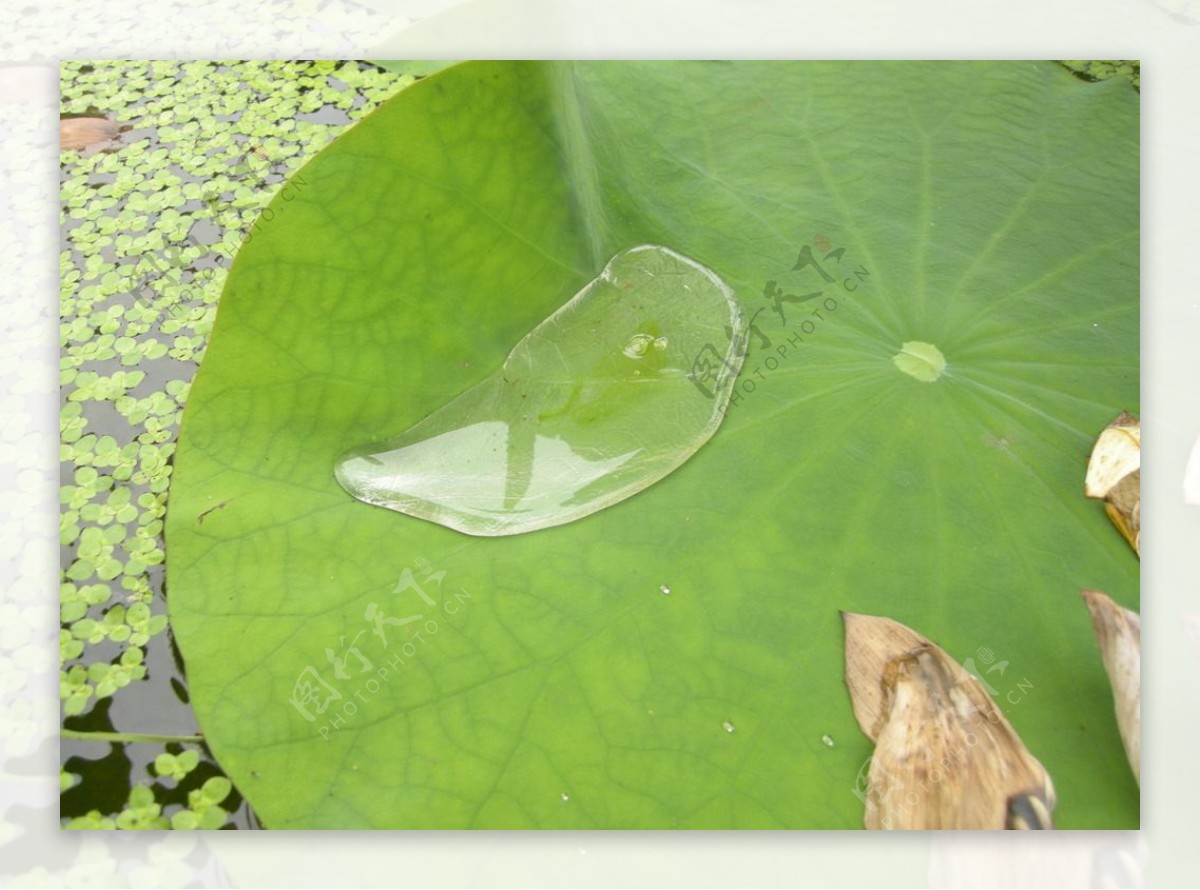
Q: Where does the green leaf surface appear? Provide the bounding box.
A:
[167,61,1139,829]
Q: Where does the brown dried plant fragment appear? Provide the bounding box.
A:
[843,613,1056,830]
[1085,411,1140,555]
[1081,590,1140,784]
[59,116,120,151]
[843,611,928,738]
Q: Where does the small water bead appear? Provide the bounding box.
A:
[659,584,671,595]
[621,334,668,359]
[621,333,653,358]
[722,719,735,733]
[821,734,835,747]
[560,792,570,802]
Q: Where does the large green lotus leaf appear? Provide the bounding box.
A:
[167,61,1139,829]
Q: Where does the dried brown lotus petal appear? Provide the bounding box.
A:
[1085,411,1140,555]
[843,613,1056,830]
[1081,590,1140,784]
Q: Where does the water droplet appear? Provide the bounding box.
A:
[821,734,835,747]
[335,245,747,536]
[622,332,654,358]
[560,792,570,802]
[723,719,736,733]
[659,584,671,595]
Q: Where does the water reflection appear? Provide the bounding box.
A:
[338,420,641,533]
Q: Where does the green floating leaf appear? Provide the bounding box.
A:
[169,62,1139,829]
[171,810,199,830]
[154,748,201,782]
[335,244,745,536]
[65,811,115,830]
